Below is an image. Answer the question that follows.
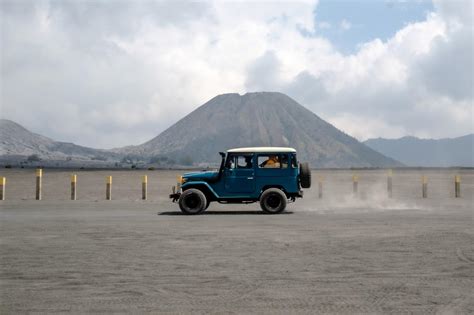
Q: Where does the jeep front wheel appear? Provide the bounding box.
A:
[260,188,287,214]
[179,188,207,215]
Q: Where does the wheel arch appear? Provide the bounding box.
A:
[182,182,218,202]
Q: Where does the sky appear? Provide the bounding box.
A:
[1,0,472,149]
[314,0,434,53]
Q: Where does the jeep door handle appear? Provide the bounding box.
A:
[247,177,254,179]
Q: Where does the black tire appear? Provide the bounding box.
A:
[179,188,207,215]
[204,200,211,210]
[260,188,287,214]
[299,162,311,188]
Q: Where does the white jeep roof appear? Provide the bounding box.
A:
[227,147,296,153]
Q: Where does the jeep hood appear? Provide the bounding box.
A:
[183,170,219,182]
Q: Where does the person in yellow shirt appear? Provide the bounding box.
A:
[261,155,280,168]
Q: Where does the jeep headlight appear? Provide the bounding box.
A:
[177,175,187,184]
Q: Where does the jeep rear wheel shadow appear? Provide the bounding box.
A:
[260,188,287,214]
[179,188,207,215]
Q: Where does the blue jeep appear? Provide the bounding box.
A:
[169,147,311,214]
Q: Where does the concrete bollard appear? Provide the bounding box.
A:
[455,175,461,198]
[36,168,42,200]
[0,177,5,201]
[422,176,428,198]
[387,169,393,198]
[142,175,147,200]
[106,176,112,200]
[352,174,358,196]
[318,176,323,199]
[71,174,77,200]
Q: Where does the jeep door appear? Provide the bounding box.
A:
[224,154,255,194]
[255,153,294,191]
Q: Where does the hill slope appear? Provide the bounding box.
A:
[364,135,474,167]
[123,92,401,167]
[0,119,119,163]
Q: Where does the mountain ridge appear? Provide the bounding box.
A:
[364,134,474,167]
[0,119,120,165]
[2,92,404,167]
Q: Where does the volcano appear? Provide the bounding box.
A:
[123,92,401,168]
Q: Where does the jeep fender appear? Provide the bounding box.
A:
[181,181,219,200]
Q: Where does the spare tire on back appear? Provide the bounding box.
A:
[299,162,311,188]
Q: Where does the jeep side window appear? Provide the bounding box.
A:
[281,154,289,168]
[227,155,253,169]
[226,155,235,169]
[258,155,281,168]
[291,154,298,168]
[237,155,253,169]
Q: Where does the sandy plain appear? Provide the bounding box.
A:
[0,168,473,313]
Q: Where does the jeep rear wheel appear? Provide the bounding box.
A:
[260,188,287,214]
[179,188,207,215]
[299,162,311,188]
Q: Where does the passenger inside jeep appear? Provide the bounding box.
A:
[259,155,281,168]
[242,156,253,168]
[227,155,253,169]
[236,155,253,169]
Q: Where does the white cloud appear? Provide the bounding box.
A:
[318,21,331,29]
[0,0,472,148]
[340,19,351,31]
[326,113,408,141]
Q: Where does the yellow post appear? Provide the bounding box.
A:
[36,168,42,200]
[106,176,112,200]
[352,174,358,196]
[455,175,461,198]
[71,174,77,200]
[318,176,323,199]
[0,177,5,201]
[142,175,147,200]
[422,175,428,198]
[387,169,393,198]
